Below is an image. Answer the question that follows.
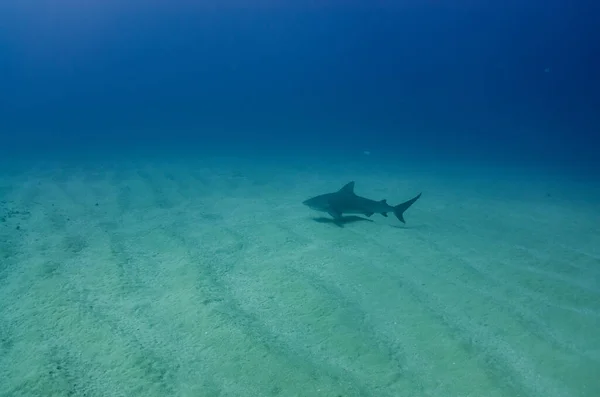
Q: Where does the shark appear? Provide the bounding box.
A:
[302,181,421,224]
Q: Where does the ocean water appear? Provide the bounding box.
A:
[1,2,599,396]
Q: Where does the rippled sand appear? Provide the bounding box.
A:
[1,156,599,397]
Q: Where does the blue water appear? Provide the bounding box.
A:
[1,1,599,173]
[1,2,600,397]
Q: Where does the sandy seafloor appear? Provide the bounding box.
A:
[0,153,599,397]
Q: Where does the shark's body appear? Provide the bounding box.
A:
[302,181,421,223]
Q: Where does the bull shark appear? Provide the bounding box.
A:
[302,181,421,224]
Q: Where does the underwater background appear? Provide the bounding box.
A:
[1,0,599,169]
[1,1,600,397]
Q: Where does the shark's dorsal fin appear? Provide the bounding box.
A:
[379,199,387,204]
[339,181,355,194]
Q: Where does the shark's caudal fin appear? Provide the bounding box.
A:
[393,193,422,223]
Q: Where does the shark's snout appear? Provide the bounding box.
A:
[302,198,315,207]
[302,197,324,211]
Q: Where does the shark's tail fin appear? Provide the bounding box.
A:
[393,193,422,223]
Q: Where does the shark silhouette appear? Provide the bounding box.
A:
[302,181,421,223]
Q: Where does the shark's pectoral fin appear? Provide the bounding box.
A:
[381,212,388,217]
[328,210,342,219]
